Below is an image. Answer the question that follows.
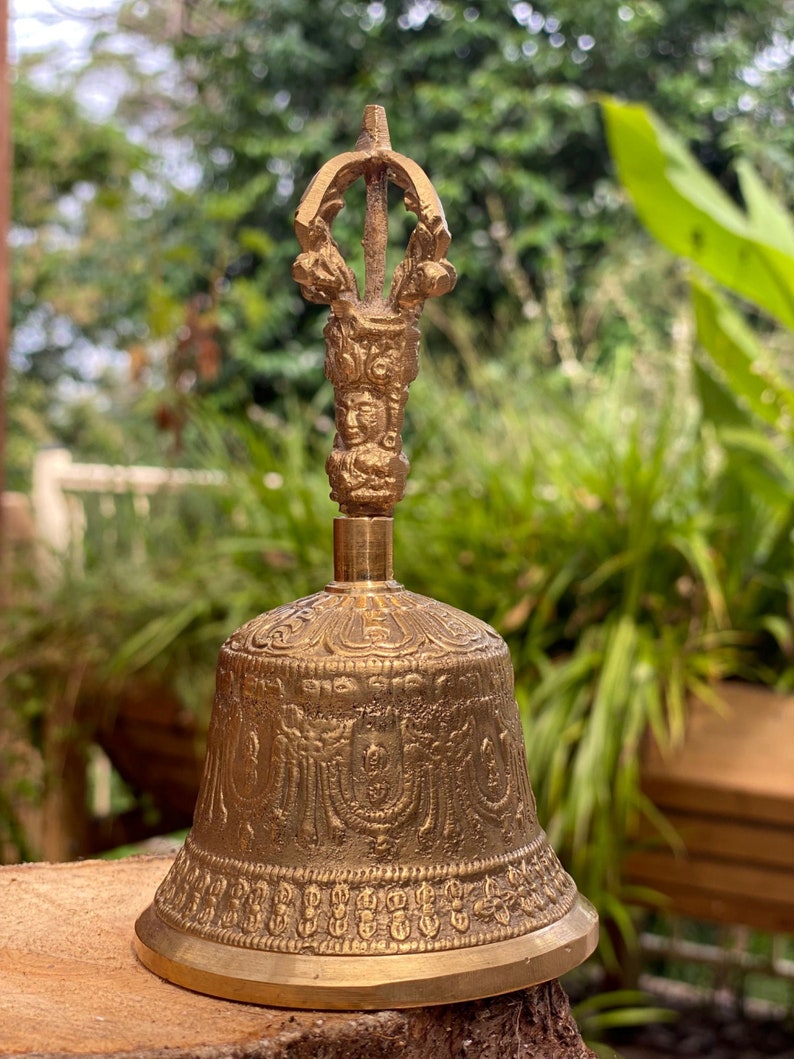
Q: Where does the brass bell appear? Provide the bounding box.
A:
[134,106,598,1009]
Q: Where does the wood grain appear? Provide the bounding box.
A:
[0,857,594,1058]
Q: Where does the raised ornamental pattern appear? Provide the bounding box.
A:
[155,833,576,955]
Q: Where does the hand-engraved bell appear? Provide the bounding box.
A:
[134,106,598,1008]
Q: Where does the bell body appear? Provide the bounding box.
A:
[135,522,597,1008]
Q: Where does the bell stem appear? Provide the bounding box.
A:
[333,516,394,582]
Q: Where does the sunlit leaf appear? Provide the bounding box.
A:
[601,98,794,328]
[691,279,794,433]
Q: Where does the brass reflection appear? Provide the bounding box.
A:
[134,105,597,1009]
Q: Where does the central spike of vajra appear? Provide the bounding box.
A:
[291,105,457,517]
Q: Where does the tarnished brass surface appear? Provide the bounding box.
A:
[135,105,598,1008]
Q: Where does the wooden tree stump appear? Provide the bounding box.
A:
[0,857,594,1058]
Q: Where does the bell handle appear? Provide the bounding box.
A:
[292,105,456,520]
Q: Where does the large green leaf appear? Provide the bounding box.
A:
[601,98,794,329]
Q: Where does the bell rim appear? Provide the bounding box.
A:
[134,893,598,1010]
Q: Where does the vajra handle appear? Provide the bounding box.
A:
[292,105,456,518]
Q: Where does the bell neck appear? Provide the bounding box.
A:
[332,516,395,584]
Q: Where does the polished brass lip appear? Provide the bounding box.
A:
[134,895,598,1010]
[325,579,403,594]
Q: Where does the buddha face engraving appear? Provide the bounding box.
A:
[337,388,386,449]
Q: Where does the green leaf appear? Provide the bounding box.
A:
[718,427,794,493]
[693,362,749,430]
[736,160,794,259]
[600,97,794,328]
[110,598,209,673]
[761,615,794,655]
[238,227,276,258]
[147,287,185,340]
[691,279,794,433]
[574,990,653,1017]
[582,1007,676,1031]
[670,529,728,628]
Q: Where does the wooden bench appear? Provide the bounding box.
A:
[627,682,794,935]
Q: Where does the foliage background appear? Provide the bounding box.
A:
[11,0,794,444]
[4,0,794,987]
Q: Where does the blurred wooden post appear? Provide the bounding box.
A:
[0,0,11,603]
[32,446,78,560]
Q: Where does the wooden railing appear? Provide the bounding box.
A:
[2,449,225,862]
[30,447,225,568]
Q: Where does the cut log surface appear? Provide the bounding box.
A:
[0,857,594,1059]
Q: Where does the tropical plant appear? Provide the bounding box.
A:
[404,334,749,969]
[601,97,794,688]
[572,988,675,1059]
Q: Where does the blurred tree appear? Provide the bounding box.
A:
[9,61,208,480]
[125,0,793,398]
[12,69,154,387]
[12,0,794,424]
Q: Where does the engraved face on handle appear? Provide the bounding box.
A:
[337,387,386,449]
[292,105,456,517]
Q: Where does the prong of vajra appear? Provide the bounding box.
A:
[292,105,456,518]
